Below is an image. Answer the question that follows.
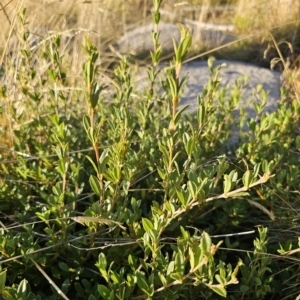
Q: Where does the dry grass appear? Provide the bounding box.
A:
[282,62,300,101]
[0,0,300,149]
[235,0,298,32]
[1,0,299,47]
[0,0,299,64]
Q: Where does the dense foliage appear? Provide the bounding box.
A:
[0,2,300,299]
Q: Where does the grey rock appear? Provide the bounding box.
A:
[117,23,180,55]
[191,28,235,49]
[179,60,281,116]
[117,22,235,56]
[180,60,281,145]
[135,60,281,145]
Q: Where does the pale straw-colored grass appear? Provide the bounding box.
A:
[0,0,299,148]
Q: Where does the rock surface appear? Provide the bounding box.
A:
[118,22,281,117]
[135,60,282,145]
[117,22,235,55]
[178,60,281,115]
[136,60,281,114]
[180,60,281,145]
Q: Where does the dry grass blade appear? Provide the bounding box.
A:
[268,32,293,71]
[30,258,70,300]
[0,0,25,67]
[247,199,275,220]
[72,216,126,230]
[284,248,300,256]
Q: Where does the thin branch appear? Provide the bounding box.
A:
[31,258,69,300]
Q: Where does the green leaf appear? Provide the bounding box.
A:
[88,295,97,300]
[109,290,115,300]
[153,11,160,24]
[191,243,201,269]
[240,285,249,293]
[62,279,70,294]
[210,285,227,298]
[187,180,197,199]
[167,76,178,98]
[110,271,120,283]
[142,235,156,253]
[180,226,190,240]
[176,190,186,206]
[99,149,109,173]
[231,259,243,281]
[91,83,102,108]
[254,277,262,286]
[174,105,189,125]
[27,292,41,300]
[242,170,253,189]
[98,285,111,300]
[99,253,107,268]
[253,162,261,178]
[148,273,154,296]
[74,282,84,296]
[0,269,7,291]
[223,174,232,194]
[83,115,91,132]
[215,274,226,286]
[153,0,162,10]
[164,201,175,215]
[59,262,69,272]
[17,279,29,299]
[85,155,99,174]
[104,165,121,183]
[89,175,101,196]
[175,250,185,279]
[197,102,206,126]
[139,258,149,273]
[180,36,192,61]
[189,247,195,269]
[128,254,136,270]
[296,135,300,148]
[158,272,167,286]
[183,132,191,154]
[218,261,226,279]
[175,25,192,62]
[142,218,154,233]
[157,167,166,180]
[178,73,188,90]
[36,211,50,222]
[148,228,159,242]
[127,274,136,287]
[167,261,175,276]
[186,136,195,157]
[96,253,107,279]
[57,160,67,175]
[136,271,149,295]
[200,232,212,254]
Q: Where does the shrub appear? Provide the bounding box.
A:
[1,2,300,300]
